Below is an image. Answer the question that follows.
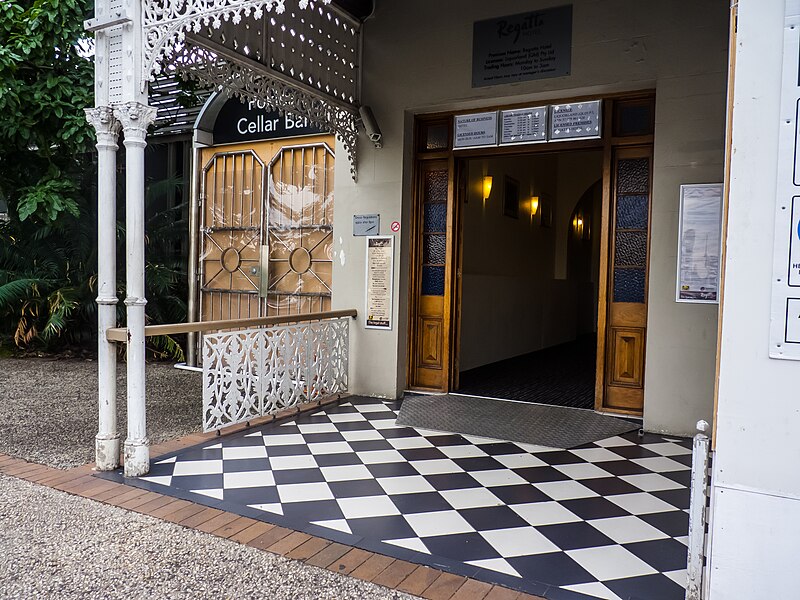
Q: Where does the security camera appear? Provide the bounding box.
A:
[359,105,383,149]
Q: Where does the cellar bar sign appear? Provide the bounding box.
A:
[472,5,572,88]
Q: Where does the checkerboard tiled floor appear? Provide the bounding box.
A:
[108,397,692,600]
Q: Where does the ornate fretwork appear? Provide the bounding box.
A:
[142,0,328,82]
[169,44,359,179]
[202,318,349,432]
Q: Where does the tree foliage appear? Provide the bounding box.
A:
[0,0,188,358]
[0,0,94,222]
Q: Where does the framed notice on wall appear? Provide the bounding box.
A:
[365,236,394,329]
[676,184,723,304]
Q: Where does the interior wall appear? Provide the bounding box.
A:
[459,152,602,372]
[331,0,728,434]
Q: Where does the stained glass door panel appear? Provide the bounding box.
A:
[604,149,652,413]
[410,161,453,391]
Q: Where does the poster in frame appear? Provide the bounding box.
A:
[365,236,394,329]
[676,183,723,304]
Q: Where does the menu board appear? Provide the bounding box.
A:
[454,112,499,149]
[365,236,394,330]
[550,100,602,140]
[500,107,548,144]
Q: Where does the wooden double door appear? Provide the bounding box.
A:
[406,115,654,415]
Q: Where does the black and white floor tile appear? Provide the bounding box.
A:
[100,397,692,600]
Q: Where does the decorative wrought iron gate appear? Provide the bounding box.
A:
[200,150,265,322]
[264,143,335,315]
[199,142,335,322]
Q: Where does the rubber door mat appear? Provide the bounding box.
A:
[396,395,639,449]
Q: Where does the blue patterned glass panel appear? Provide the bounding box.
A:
[615,231,648,267]
[425,170,449,203]
[424,203,447,233]
[614,268,646,303]
[616,195,649,229]
[423,234,446,265]
[617,158,649,194]
[422,266,445,296]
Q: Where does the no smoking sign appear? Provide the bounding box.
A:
[390,221,401,233]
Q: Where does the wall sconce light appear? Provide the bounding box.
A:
[572,214,590,239]
[530,196,539,216]
[482,176,493,202]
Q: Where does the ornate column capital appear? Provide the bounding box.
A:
[85,106,121,150]
[113,102,158,147]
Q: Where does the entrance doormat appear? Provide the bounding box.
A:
[396,394,639,449]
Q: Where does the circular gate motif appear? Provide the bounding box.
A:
[220,247,242,273]
[288,247,313,274]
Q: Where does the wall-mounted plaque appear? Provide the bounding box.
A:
[353,214,380,236]
[676,184,723,304]
[365,236,394,330]
[500,107,548,144]
[454,112,499,149]
[550,100,602,140]
[472,5,573,88]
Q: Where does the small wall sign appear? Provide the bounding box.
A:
[454,112,499,149]
[353,214,380,236]
[549,100,602,140]
[500,107,548,144]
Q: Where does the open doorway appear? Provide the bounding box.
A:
[455,151,604,410]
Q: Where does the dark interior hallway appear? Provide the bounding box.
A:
[457,336,596,409]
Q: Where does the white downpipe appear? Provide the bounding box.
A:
[686,420,711,599]
[115,102,157,477]
[85,106,121,471]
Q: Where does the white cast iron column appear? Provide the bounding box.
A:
[85,106,121,471]
[115,101,157,477]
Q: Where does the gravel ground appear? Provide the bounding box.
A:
[0,358,202,469]
[0,475,414,600]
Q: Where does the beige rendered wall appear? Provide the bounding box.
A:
[332,0,728,434]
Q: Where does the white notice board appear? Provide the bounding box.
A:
[365,236,394,330]
[676,184,723,304]
[454,112,499,149]
[770,0,800,360]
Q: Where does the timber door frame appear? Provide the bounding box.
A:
[407,92,655,416]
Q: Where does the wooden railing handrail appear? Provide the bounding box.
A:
[106,309,358,342]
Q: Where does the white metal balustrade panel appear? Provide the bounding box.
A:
[201,317,349,431]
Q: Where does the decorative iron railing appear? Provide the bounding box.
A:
[201,315,350,431]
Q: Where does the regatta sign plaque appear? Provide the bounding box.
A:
[472,5,573,88]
